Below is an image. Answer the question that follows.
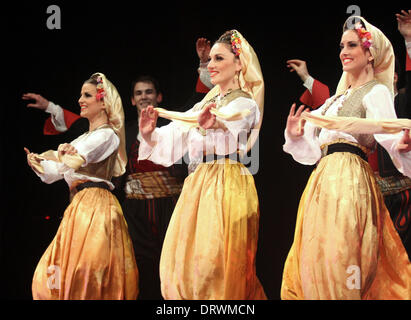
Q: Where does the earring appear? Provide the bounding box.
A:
[235,71,241,82]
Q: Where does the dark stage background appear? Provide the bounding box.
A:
[2,1,409,300]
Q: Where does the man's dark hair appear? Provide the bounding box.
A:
[130,75,161,97]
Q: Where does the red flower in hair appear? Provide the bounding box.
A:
[354,22,372,49]
[96,76,106,101]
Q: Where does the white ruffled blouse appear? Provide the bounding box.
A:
[34,127,119,189]
[138,96,260,167]
[283,84,411,178]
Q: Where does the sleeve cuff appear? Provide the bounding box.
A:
[303,76,314,93]
[406,40,411,60]
[199,61,209,68]
[45,101,61,115]
[138,131,158,160]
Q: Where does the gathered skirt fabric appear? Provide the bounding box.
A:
[32,187,139,300]
[159,159,267,300]
[281,152,411,299]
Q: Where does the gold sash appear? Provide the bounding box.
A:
[124,171,183,200]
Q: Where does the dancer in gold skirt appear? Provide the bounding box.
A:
[25,73,138,299]
[138,30,266,299]
[282,17,411,299]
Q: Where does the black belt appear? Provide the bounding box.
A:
[202,153,239,163]
[76,181,111,192]
[325,143,367,161]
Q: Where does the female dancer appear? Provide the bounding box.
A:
[282,17,411,299]
[138,30,266,299]
[25,73,138,299]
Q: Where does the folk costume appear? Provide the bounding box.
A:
[298,36,411,261]
[29,73,138,300]
[282,18,411,300]
[42,85,187,300]
[138,30,267,299]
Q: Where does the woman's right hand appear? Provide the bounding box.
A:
[139,105,158,142]
[22,93,49,111]
[24,147,39,169]
[198,103,216,129]
[286,103,307,139]
[286,59,310,83]
[58,143,77,158]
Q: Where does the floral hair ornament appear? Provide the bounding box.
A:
[96,76,106,101]
[231,30,242,56]
[354,21,372,49]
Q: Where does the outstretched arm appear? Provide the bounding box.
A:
[287,59,330,109]
[22,92,81,135]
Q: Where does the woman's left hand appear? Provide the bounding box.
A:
[24,147,37,168]
[397,129,411,153]
[196,38,211,64]
[396,10,411,42]
[58,143,78,157]
[198,103,217,129]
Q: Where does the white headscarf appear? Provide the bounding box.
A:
[202,30,264,153]
[336,16,395,97]
[91,72,127,177]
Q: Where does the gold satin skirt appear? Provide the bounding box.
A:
[281,151,411,299]
[32,186,139,300]
[159,159,267,300]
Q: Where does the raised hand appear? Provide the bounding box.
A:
[196,38,211,64]
[24,147,39,169]
[139,105,158,141]
[397,129,411,153]
[22,93,49,110]
[198,103,216,130]
[58,143,78,158]
[286,103,307,139]
[286,59,310,83]
[396,10,411,41]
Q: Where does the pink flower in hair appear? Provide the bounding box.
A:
[362,40,372,49]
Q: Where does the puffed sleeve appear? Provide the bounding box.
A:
[34,128,119,183]
[365,84,411,178]
[73,128,120,165]
[138,106,195,167]
[45,102,67,133]
[210,97,259,155]
[34,160,66,184]
[282,104,325,165]
[219,97,259,134]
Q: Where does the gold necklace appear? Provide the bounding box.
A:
[211,88,243,108]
